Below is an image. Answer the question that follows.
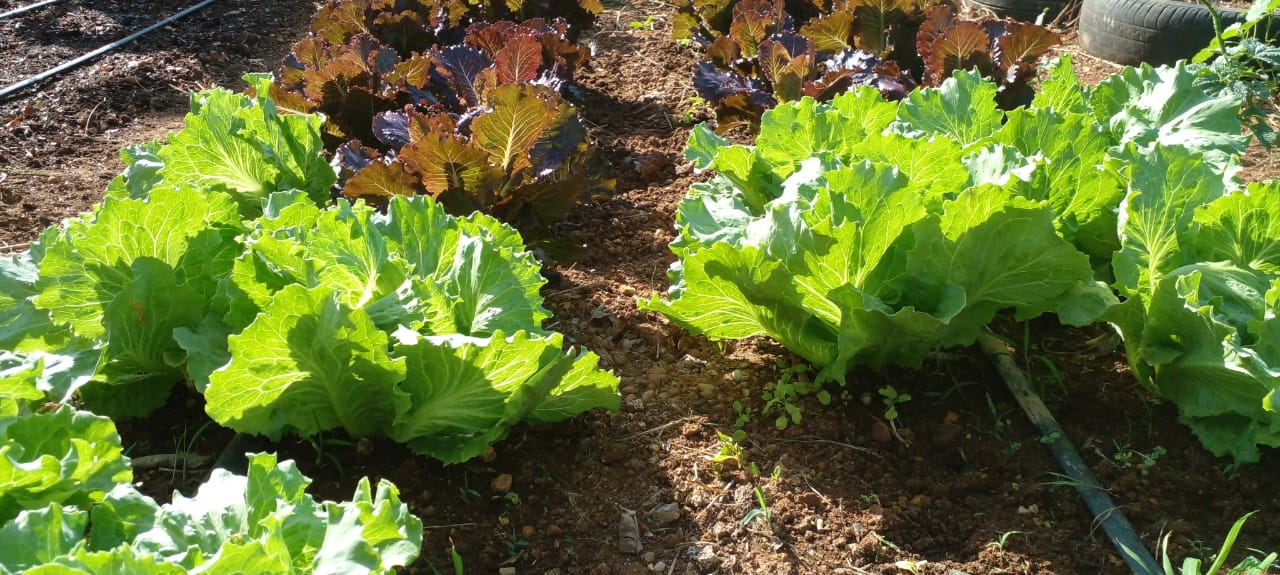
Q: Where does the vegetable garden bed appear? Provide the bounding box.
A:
[2,0,1280,573]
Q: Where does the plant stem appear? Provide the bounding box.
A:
[1199,0,1238,76]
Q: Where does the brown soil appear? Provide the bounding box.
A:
[3,1,1280,574]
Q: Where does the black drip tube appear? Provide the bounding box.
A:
[978,332,1162,575]
[0,0,223,101]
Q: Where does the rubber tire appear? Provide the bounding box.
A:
[1078,0,1248,66]
[967,0,1069,22]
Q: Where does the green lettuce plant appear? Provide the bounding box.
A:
[640,79,1101,383]
[0,77,620,465]
[0,357,131,526]
[0,453,422,574]
[647,58,1280,464]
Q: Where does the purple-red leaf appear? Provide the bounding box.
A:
[758,32,815,101]
[995,21,1060,71]
[729,0,784,57]
[917,6,991,85]
[431,46,494,109]
[342,159,425,206]
[495,34,544,84]
[471,85,560,174]
[372,109,412,148]
[799,12,856,54]
[399,133,501,205]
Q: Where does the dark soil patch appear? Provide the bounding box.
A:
[3,1,1280,574]
[0,0,314,249]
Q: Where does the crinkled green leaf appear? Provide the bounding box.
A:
[0,406,132,526]
[901,185,1095,339]
[104,142,165,201]
[0,244,71,353]
[0,344,102,407]
[22,546,186,575]
[1111,144,1228,299]
[0,502,88,573]
[157,76,335,217]
[993,108,1124,261]
[1032,55,1088,114]
[890,69,1003,147]
[1,454,421,574]
[34,188,240,343]
[1089,62,1249,165]
[848,132,965,213]
[205,284,408,440]
[1130,263,1280,463]
[389,330,617,463]
[1187,181,1280,274]
[650,90,1099,384]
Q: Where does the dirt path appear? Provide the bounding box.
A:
[2,1,1279,574]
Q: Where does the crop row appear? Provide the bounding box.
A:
[1,0,1278,571]
[0,0,621,571]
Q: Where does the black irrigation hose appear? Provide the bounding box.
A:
[0,0,64,20]
[0,0,223,101]
[978,332,1162,575]
[208,432,264,477]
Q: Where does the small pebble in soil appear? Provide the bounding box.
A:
[798,492,823,507]
[870,421,892,443]
[932,423,963,449]
[688,545,721,569]
[648,502,681,525]
[491,473,513,494]
[619,509,643,554]
[498,568,516,575]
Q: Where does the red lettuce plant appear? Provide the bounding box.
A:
[680,0,1059,131]
[335,85,608,231]
[915,5,1061,107]
[262,0,608,231]
[272,18,590,147]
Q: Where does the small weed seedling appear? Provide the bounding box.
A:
[879,384,912,443]
[170,420,213,484]
[987,530,1026,552]
[680,96,715,124]
[732,399,753,429]
[458,473,483,504]
[1160,511,1277,575]
[879,385,911,420]
[1112,442,1167,476]
[628,15,656,30]
[873,533,902,562]
[708,429,747,471]
[741,485,773,531]
[424,541,466,575]
[984,392,1017,439]
[762,359,822,430]
[306,433,353,475]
